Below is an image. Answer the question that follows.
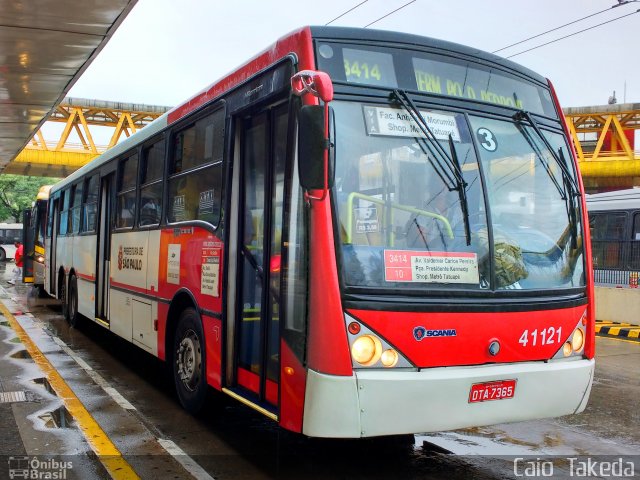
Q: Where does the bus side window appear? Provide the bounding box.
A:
[71,182,83,234]
[116,153,139,229]
[168,107,224,227]
[59,189,70,236]
[83,174,99,232]
[139,138,165,226]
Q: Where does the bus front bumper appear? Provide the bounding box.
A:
[302,358,594,438]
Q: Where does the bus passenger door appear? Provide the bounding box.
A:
[22,208,34,283]
[233,103,288,410]
[96,174,114,324]
[48,198,59,294]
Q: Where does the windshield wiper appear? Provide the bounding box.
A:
[513,110,580,196]
[391,89,471,245]
[558,147,579,249]
[514,110,580,248]
[448,134,471,245]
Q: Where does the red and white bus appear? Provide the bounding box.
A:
[44,26,594,438]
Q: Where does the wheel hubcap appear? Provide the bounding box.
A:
[176,329,201,392]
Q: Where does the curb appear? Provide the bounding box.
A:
[595,321,640,341]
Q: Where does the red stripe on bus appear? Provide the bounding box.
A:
[76,272,95,282]
[109,279,152,296]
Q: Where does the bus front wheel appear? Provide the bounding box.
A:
[173,308,207,413]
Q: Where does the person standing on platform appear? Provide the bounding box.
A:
[9,241,23,285]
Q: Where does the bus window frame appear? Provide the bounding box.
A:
[138,135,167,229]
[81,174,100,234]
[115,151,140,231]
[58,188,70,236]
[166,102,226,229]
[70,181,84,235]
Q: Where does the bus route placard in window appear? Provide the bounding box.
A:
[343,48,398,87]
[384,250,479,284]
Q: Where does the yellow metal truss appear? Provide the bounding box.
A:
[7,99,640,187]
[564,104,640,187]
[8,98,170,177]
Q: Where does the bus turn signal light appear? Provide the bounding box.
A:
[348,322,361,335]
[351,334,382,366]
[562,342,573,357]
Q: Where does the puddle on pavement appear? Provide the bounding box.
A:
[10,349,31,359]
[33,377,56,395]
[38,406,75,429]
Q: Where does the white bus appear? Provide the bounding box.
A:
[0,223,23,261]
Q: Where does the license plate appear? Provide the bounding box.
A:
[468,379,516,403]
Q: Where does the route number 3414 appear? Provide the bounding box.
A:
[518,327,562,347]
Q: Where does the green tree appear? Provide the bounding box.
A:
[0,175,55,222]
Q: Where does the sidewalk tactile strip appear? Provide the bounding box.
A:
[0,391,27,403]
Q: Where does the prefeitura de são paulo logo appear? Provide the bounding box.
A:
[118,245,123,270]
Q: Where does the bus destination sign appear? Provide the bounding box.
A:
[412,58,544,113]
[320,44,552,115]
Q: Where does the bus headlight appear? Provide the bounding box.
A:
[351,334,382,366]
[571,328,585,352]
[36,255,44,264]
[562,341,573,357]
[380,349,399,368]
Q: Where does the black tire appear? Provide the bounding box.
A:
[173,308,207,413]
[67,275,80,327]
[37,285,50,299]
[59,274,69,321]
[0,248,6,262]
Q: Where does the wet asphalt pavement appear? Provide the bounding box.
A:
[0,261,638,479]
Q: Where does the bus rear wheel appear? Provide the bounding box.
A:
[59,274,69,321]
[173,308,207,413]
[67,275,80,327]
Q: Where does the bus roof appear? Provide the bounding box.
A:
[308,26,548,85]
[50,25,552,195]
[36,185,53,201]
[586,188,640,212]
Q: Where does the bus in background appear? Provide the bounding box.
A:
[23,185,52,291]
[0,223,23,262]
[586,188,640,286]
[43,26,594,438]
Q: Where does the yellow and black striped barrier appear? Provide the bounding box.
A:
[595,321,640,341]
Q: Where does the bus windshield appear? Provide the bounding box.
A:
[332,100,585,292]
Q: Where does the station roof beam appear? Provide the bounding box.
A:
[5,98,170,177]
[564,103,640,191]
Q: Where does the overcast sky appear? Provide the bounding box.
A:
[67,0,639,109]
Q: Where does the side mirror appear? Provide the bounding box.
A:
[291,70,334,103]
[298,105,327,190]
[291,70,334,201]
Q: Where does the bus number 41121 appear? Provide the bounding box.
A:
[518,327,562,347]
